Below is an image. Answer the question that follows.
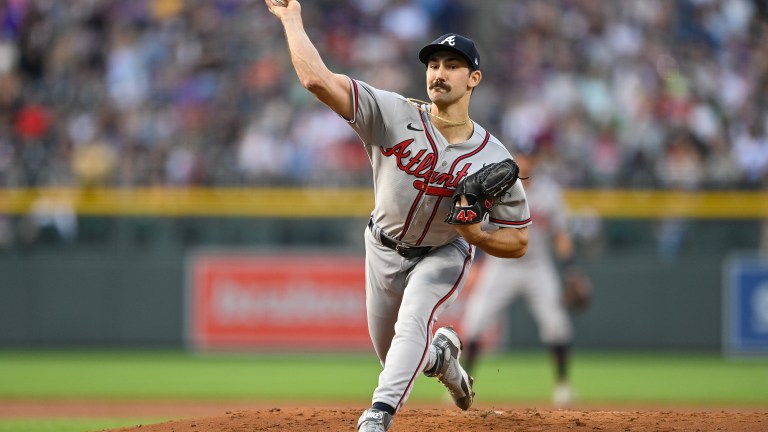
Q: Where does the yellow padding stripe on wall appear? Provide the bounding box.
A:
[0,188,766,219]
[565,190,768,219]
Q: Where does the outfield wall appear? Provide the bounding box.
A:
[0,211,763,351]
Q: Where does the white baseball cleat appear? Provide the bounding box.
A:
[553,382,574,407]
[357,408,392,432]
[425,326,475,410]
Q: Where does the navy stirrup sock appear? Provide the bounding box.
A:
[372,402,396,416]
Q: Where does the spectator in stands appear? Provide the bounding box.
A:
[0,0,766,190]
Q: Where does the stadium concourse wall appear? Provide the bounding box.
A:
[0,188,765,351]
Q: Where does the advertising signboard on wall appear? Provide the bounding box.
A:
[723,254,768,356]
[186,250,499,352]
[187,252,370,351]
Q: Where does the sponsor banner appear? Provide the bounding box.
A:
[187,251,500,352]
[724,255,768,356]
[188,253,370,351]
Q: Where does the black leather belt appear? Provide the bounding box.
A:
[368,219,432,259]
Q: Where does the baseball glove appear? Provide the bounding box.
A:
[445,159,522,225]
[562,267,592,312]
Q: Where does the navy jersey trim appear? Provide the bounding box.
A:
[351,79,360,118]
[489,217,532,226]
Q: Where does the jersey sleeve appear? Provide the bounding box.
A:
[343,77,408,147]
[488,180,532,228]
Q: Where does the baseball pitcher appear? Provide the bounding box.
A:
[265,1,531,431]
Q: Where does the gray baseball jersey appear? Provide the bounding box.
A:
[461,173,572,346]
[346,77,531,411]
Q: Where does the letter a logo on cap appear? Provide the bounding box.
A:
[440,35,456,46]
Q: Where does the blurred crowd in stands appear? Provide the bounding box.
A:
[1,0,767,190]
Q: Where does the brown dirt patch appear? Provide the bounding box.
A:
[3,400,767,431]
[102,407,767,432]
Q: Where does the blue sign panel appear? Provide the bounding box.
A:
[724,256,768,356]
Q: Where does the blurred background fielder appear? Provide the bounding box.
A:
[459,139,592,407]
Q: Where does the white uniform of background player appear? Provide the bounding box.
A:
[265,2,530,431]
[460,145,577,406]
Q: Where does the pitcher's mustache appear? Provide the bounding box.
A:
[430,81,450,91]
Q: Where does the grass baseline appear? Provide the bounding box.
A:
[0,349,766,432]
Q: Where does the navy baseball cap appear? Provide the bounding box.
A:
[419,33,481,70]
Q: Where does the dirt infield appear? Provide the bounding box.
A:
[4,401,767,432]
[104,407,767,432]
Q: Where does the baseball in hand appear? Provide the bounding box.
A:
[271,0,287,6]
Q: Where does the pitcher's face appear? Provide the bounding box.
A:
[425,52,479,104]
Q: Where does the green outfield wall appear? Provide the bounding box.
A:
[0,210,762,351]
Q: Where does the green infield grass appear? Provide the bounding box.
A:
[0,349,766,432]
[0,419,163,432]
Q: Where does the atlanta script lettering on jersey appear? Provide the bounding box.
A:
[380,139,472,196]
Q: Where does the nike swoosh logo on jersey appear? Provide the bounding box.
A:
[407,123,423,131]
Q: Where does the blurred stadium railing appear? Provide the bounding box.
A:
[1,187,767,218]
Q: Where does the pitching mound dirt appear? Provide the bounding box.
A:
[102,406,768,432]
